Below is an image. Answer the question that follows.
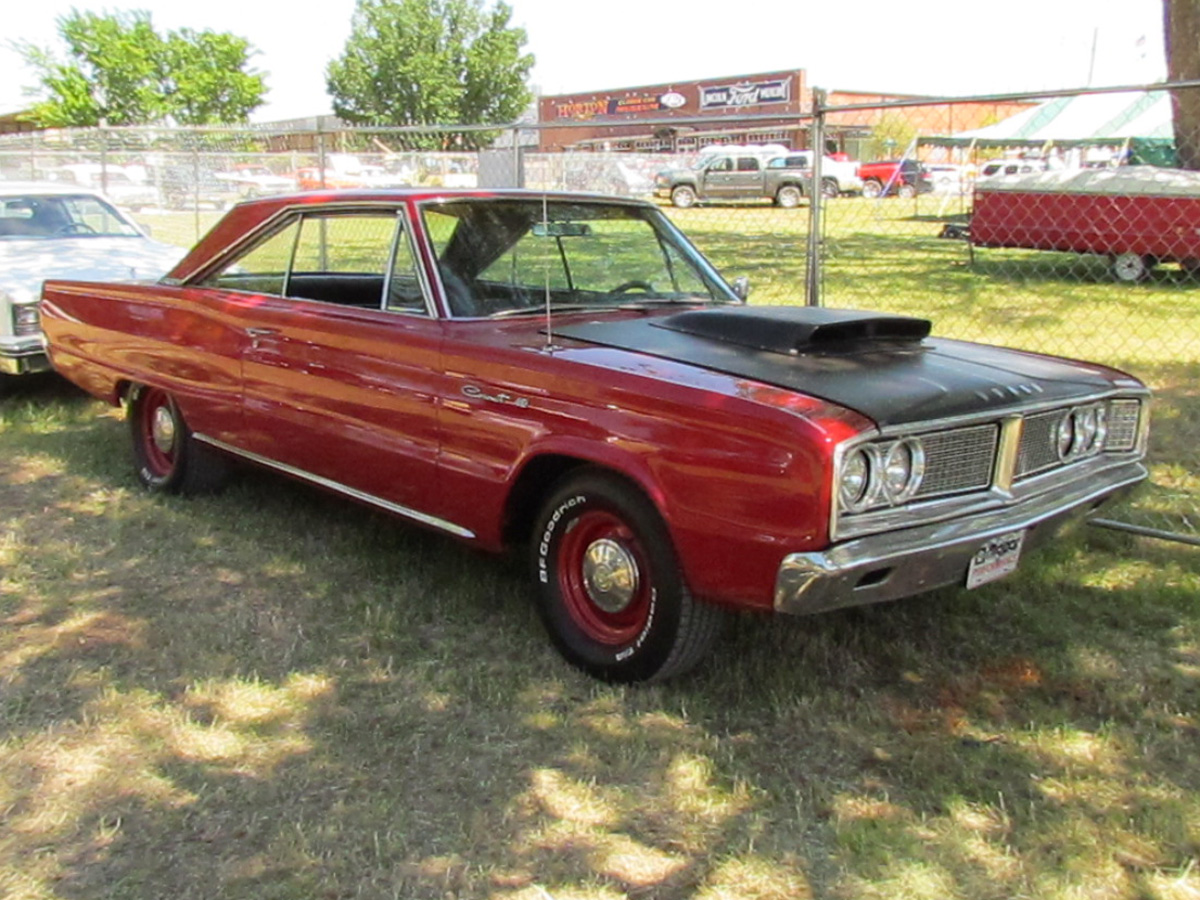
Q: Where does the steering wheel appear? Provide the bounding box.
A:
[609,280,654,294]
[55,222,98,235]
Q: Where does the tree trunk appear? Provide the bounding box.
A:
[1165,0,1200,169]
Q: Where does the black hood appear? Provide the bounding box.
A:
[555,306,1128,427]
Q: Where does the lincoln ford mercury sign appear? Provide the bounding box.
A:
[700,77,792,109]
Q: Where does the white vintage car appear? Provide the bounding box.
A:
[0,183,185,387]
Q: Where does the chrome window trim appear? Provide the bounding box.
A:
[194,434,475,540]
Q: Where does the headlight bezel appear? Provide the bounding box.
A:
[13,301,41,337]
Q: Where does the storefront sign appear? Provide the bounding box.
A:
[699,78,792,110]
[554,91,693,119]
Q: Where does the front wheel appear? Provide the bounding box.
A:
[821,178,839,199]
[128,384,228,494]
[670,185,697,208]
[531,469,724,683]
[897,183,917,199]
[862,179,883,199]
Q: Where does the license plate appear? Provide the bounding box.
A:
[966,530,1025,589]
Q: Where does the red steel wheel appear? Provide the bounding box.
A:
[128,384,228,494]
[556,508,653,646]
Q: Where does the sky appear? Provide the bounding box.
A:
[0,0,1169,123]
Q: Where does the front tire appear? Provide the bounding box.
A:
[671,185,697,208]
[531,469,724,683]
[128,384,227,494]
[862,179,883,199]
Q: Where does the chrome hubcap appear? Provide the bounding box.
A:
[582,538,640,613]
[151,406,176,454]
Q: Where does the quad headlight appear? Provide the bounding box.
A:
[837,437,926,514]
[1055,403,1108,461]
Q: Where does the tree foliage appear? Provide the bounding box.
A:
[326,0,534,142]
[19,10,267,127]
[1164,0,1200,169]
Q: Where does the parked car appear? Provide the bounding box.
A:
[215,164,297,198]
[655,150,813,208]
[858,159,934,198]
[160,166,244,210]
[42,163,159,211]
[39,189,1150,681]
[765,152,863,197]
[975,158,1051,182]
[0,183,185,385]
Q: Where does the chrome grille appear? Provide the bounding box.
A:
[1107,399,1141,451]
[1017,409,1064,477]
[912,423,998,498]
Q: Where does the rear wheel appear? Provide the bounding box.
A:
[821,178,839,199]
[531,469,724,683]
[670,185,697,208]
[862,179,883,199]
[775,185,802,208]
[128,384,228,494]
[897,183,917,199]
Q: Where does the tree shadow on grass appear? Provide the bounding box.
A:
[3,387,1199,899]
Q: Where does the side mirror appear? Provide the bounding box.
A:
[731,276,751,301]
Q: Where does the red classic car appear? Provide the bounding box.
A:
[39,189,1150,682]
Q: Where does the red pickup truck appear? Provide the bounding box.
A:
[858,159,934,198]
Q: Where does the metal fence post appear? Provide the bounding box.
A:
[805,88,827,308]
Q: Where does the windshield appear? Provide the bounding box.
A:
[0,194,141,239]
[420,198,739,318]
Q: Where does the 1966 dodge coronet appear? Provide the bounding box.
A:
[40,189,1150,682]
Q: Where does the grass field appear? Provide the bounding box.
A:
[2,201,1197,899]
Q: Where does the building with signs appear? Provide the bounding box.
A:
[538,70,811,153]
[537,70,1033,158]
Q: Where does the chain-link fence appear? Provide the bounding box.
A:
[1,85,1196,541]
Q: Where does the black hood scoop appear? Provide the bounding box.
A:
[651,306,931,354]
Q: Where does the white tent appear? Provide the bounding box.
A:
[939,91,1173,146]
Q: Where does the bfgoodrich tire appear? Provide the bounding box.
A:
[531,469,724,683]
[128,384,228,495]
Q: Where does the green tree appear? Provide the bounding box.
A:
[326,0,534,143]
[1164,0,1200,168]
[19,10,266,127]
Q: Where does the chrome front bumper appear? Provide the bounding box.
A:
[774,458,1147,615]
[0,342,51,376]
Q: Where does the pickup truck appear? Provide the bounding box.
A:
[655,152,813,208]
[765,152,863,198]
[858,159,934,198]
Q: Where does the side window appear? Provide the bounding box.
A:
[202,218,300,295]
[736,157,761,172]
[708,158,732,172]
[292,215,394,275]
[202,212,407,310]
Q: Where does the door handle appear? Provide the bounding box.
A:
[246,327,278,348]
